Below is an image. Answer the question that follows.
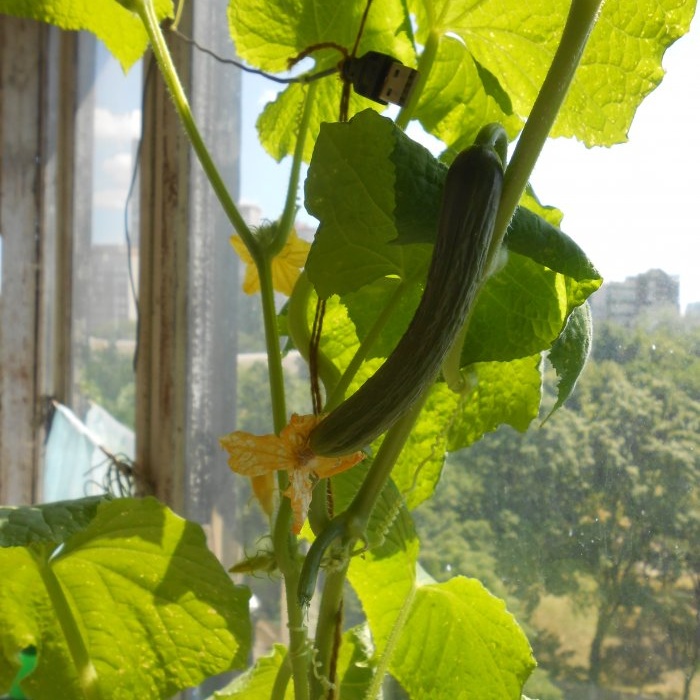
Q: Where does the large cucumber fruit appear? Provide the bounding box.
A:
[309,138,504,457]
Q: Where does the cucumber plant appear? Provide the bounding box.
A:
[0,0,695,699]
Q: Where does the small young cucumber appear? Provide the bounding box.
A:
[309,137,504,457]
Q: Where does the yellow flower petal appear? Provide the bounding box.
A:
[229,229,312,297]
[251,473,275,517]
[242,265,261,295]
[220,414,365,534]
[284,469,315,534]
[271,258,301,296]
[280,229,311,267]
[219,430,290,477]
[230,234,253,264]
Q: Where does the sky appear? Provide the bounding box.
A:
[238,13,700,312]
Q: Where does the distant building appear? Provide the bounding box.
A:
[239,202,262,228]
[87,244,136,335]
[685,301,700,325]
[589,269,680,327]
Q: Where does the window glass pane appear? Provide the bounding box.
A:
[44,38,140,503]
[83,41,141,430]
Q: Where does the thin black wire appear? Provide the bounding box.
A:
[169,27,339,84]
[123,57,155,372]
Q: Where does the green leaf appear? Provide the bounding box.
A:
[505,207,601,282]
[461,250,601,366]
[463,253,568,364]
[544,301,593,420]
[520,185,564,227]
[345,485,534,698]
[0,496,109,548]
[391,124,448,245]
[347,502,420,657]
[212,644,292,699]
[473,56,514,116]
[389,576,535,700]
[552,0,697,144]
[342,277,422,360]
[447,356,543,451]
[305,109,431,298]
[390,383,454,510]
[229,0,415,161]
[0,0,173,71]
[408,0,695,148]
[337,625,378,699]
[412,32,523,152]
[256,81,382,163]
[332,460,413,552]
[0,497,251,700]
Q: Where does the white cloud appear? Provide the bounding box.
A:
[258,88,281,108]
[102,152,134,188]
[94,107,141,142]
[93,188,130,210]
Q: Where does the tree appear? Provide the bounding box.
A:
[80,343,136,427]
[418,324,700,691]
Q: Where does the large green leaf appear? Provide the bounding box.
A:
[228,0,415,161]
[461,252,601,366]
[0,0,173,70]
[0,497,251,700]
[447,356,543,452]
[412,31,523,152]
[389,575,535,700]
[553,0,697,144]
[0,496,109,548]
[390,357,544,506]
[407,0,695,149]
[212,644,292,699]
[305,109,431,298]
[345,490,420,658]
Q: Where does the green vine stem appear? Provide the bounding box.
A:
[274,81,318,254]
[272,495,310,700]
[310,566,348,699]
[304,392,428,695]
[133,0,257,257]
[491,0,605,260]
[258,258,288,434]
[395,28,440,130]
[264,254,310,698]
[33,549,101,700]
[345,394,427,529]
[271,653,293,700]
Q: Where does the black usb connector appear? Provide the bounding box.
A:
[342,51,418,107]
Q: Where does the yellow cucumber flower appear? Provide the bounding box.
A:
[220,414,365,534]
[230,228,311,296]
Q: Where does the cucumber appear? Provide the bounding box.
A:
[309,138,504,457]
